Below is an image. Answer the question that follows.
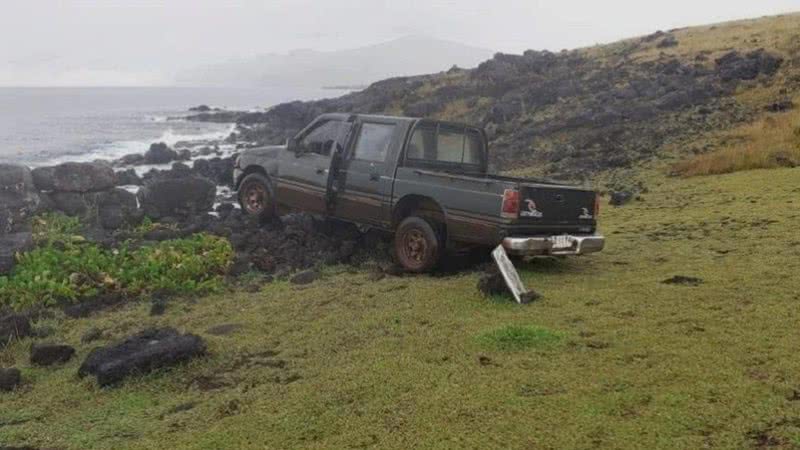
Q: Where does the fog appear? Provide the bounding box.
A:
[1,0,797,86]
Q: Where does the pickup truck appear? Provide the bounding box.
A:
[233,113,604,272]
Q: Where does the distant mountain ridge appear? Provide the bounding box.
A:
[176,36,494,88]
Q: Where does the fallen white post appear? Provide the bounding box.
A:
[491,245,531,304]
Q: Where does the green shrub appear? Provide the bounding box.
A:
[32,213,82,245]
[477,325,564,351]
[0,229,233,311]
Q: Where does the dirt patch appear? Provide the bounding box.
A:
[62,292,129,318]
[661,275,704,286]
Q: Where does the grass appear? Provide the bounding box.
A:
[673,104,800,176]
[1,165,800,449]
[477,325,563,351]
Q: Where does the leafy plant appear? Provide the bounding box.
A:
[0,227,233,310]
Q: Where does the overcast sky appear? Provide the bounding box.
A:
[1,0,797,86]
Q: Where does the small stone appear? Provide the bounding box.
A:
[150,298,167,316]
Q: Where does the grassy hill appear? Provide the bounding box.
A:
[2,13,800,450]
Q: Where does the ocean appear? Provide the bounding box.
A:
[0,86,347,167]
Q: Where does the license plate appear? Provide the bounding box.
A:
[551,235,573,249]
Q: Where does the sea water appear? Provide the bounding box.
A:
[0,86,346,166]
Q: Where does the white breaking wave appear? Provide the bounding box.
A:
[37,123,237,167]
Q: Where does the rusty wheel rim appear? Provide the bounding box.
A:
[243,183,267,214]
[402,229,428,267]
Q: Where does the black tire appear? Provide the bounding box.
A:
[238,173,274,220]
[394,216,443,273]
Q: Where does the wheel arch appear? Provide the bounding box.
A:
[392,195,449,244]
[235,165,269,191]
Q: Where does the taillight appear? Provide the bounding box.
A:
[594,193,600,218]
[501,189,520,218]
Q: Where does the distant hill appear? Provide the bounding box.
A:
[228,13,800,188]
[175,36,494,88]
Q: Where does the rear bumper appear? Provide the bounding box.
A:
[502,234,605,256]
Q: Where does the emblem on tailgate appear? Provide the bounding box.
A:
[579,207,593,220]
[520,199,543,218]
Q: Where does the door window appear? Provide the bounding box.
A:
[298,120,346,155]
[353,123,395,162]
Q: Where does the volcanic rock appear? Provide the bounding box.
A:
[0,367,21,391]
[31,162,116,193]
[0,232,33,274]
[0,164,40,234]
[144,142,179,165]
[0,313,32,347]
[78,328,206,386]
[137,175,216,219]
[30,343,76,366]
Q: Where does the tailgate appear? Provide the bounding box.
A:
[517,184,597,227]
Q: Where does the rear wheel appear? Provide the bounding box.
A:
[394,216,443,273]
[238,173,274,220]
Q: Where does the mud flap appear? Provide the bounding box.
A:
[491,245,533,304]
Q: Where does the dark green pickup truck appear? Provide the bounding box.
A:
[234,113,604,272]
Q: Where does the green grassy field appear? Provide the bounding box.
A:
[2,166,799,449]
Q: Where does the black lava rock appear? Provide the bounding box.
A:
[30,343,76,366]
[0,314,32,347]
[78,328,206,386]
[0,367,21,391]
[290,269,319,285]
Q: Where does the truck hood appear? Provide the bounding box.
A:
[241,145,286,158]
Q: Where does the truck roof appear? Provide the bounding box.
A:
[314,113,477,130]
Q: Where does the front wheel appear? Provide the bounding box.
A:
[394,216,443,273]
[238,173,274,221]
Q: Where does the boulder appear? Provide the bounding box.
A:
[0,367,21,391]
[78,328,206,386]
[657,35,679,48]
[715,49,783,82]
[49,192,97,217]
[609,191,635,206]
[30,343,75,366]
[144,142,179,165]
[115,153,145,166]
[115,168,142,186]
[97,188,142,230]
[31,162,116,193]
[0,232,34,274]
[477,270,508,296]
[137,175,216,219]
[193,157,235,186]
[0,164,40,234]
[0,314,32,347]
[290,269,319,285]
